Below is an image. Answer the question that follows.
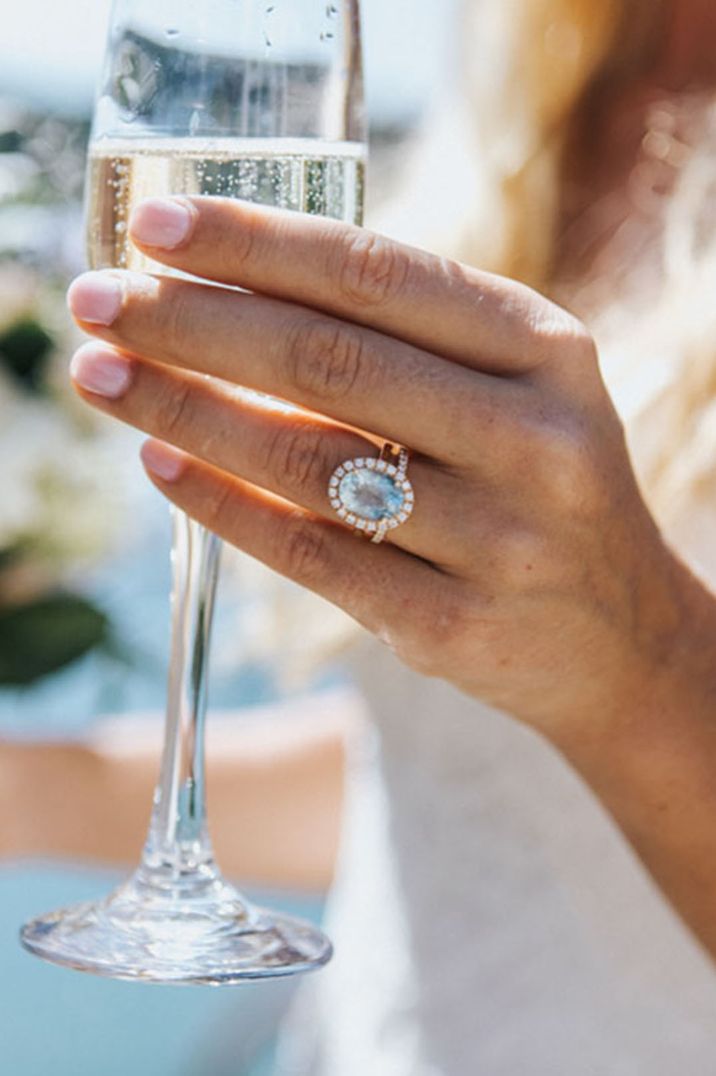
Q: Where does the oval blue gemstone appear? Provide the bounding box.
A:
[338,471,405,522]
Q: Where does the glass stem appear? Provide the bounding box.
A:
[140,510,222,890]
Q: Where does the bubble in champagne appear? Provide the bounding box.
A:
[86,138,366,272]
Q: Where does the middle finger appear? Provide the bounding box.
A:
[67,270,524,470]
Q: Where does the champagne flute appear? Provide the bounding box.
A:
[20,0,366,985]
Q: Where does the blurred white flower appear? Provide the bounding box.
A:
[0,265,143,602]
[0,365,134,563]
[0,371,57,547]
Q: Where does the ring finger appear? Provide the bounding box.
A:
[70,341,467,566]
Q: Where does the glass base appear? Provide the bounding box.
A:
[20,868,332,985]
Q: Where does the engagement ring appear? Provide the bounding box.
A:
[328,443,414,544]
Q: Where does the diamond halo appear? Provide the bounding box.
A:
[327,450,414,543]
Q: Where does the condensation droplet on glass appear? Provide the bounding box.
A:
[165,27,180,37]
[326,4,338,16]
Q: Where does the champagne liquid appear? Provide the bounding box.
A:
[87,137,366,270]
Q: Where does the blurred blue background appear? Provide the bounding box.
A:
[0,2,454,1073]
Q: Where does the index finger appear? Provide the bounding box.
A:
[128,196,584,378]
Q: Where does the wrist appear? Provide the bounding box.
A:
[545,559,716,958]
[551,549,716,776]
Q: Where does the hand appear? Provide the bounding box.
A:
[66,197,698,736]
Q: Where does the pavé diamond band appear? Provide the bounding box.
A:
[327,442,414,545]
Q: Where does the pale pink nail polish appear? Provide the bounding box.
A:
[141,440,187,482]
[70,344,132,398]
[67,272,123,325]
[130,198,194,249]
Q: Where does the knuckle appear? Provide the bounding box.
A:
[450,392,518,466]
[219,201,258,269]
[262,423,328,496]
[565,315,597,354]
[388,591,469,677]
[287,318,365,402]
[203,482,235,532]
[283,515,329,582]
[159,286,194,353]
[559,320,598,367]
[561,439,606,513]
[491,528,547,588]
[155,380,193,438]
[567,318,597,356]
[436,254,473,292]
[551,428,595,497]
[531,420,606,515]
[337,230,411,308]
[526,300,598,365]
[555,317,599,368]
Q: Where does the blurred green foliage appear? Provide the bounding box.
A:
[0,316,55,392]
[0,594,111,686]
[0,99,118,686]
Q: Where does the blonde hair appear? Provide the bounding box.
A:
[375,0,716,523]
[456,0,671,285]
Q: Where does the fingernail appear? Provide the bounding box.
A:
[141,440,187,482]
[70,343,133,398]
[68,272,123,326]
[129,197,194,249]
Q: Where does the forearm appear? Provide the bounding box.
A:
[551,566,716,957]
[3,691,358,892]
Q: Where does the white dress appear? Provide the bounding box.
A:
[276,653,716,1074]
